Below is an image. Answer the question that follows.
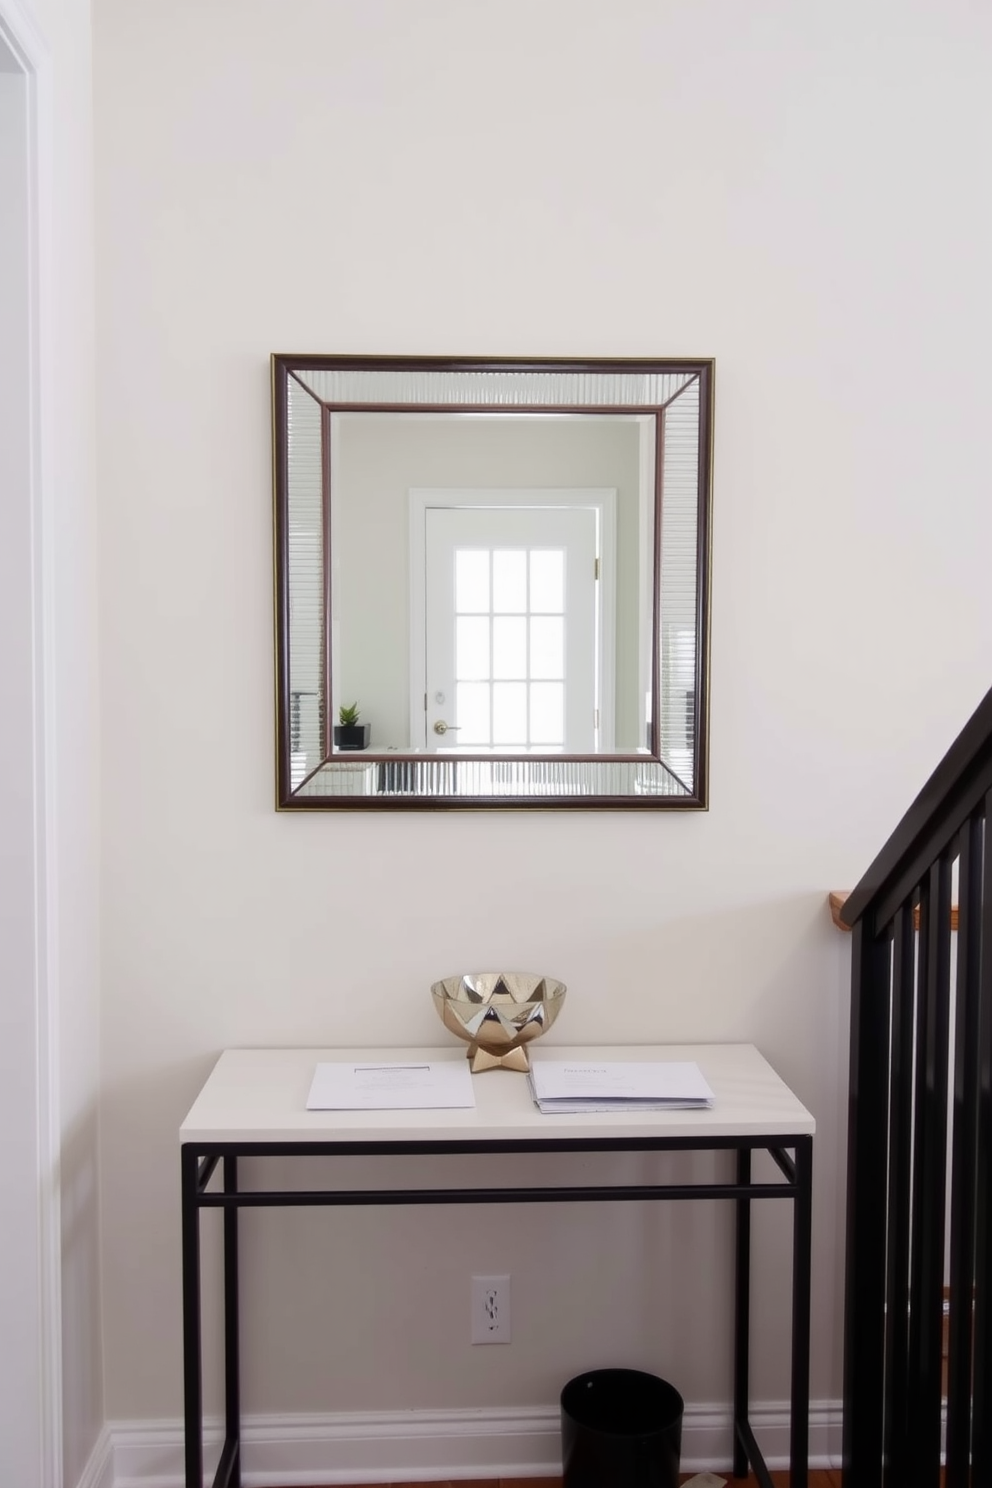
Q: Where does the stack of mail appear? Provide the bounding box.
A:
[528,1059,714,1114]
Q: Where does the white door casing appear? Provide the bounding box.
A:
[409,489,616,753]
[0,3,62,1485]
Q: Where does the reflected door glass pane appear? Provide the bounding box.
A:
[530,682,564,744]
[448,543,575,751]
[530,617,564,678]
[492,682,527,744]
[456,550,490,612]
[529,550,564,613]
[493,617,527,679]
[456,616,491,679]
[456,682,491,744]
[492,550,527,612]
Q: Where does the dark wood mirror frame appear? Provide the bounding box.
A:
[272,355,713,810]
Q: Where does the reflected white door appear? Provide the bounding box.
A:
[424,506,598,752]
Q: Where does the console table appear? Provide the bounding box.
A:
[180,1043,814,1488]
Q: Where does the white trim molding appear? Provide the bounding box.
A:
[74,1426,114,1488]
[98,1400,842,1487]
[0,3,62,1487]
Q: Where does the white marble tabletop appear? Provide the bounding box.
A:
[180,1043,815,1145]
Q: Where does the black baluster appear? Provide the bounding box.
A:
[907,860,952,1485]
[883,903,915,1488]
[946,812,983,1486]
[842,917,892,1488]
[973,792,992,1482]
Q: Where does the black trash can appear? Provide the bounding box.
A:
[560,1368,684,1488]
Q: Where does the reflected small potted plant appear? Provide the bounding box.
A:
[333,702,370,751]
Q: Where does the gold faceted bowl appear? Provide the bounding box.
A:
[431,972,567,1073]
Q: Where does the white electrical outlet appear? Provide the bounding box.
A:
[471,1274,511,1343]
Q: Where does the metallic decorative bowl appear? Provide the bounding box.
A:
[431,972,567,1073]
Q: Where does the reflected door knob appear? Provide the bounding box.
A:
[433,720,460,736]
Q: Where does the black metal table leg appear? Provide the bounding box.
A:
[222,1156,241,1488]
[733,1147,751,1479]
[790,1136,813,1488]
[181,1146,203,1488]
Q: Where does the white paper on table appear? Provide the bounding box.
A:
[306,1060,476,1111]
[528,1059,714,1113]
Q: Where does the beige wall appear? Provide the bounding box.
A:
[93,0,992,1441]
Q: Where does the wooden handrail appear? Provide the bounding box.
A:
[829,890,959,933]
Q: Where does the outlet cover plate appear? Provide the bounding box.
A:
[471,1274,511,1344]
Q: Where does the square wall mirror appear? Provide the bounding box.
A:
[272,355,713,809]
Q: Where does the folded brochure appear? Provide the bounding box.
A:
[528,1058,714,1114]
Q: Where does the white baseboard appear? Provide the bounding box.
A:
[75,1424,114,1488]
[92,1400,842,1487]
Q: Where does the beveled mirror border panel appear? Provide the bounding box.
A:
[272,355,713,810]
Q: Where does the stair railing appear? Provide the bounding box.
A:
[840,686,992,1488]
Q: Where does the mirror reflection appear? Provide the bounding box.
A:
[273,357,712,809]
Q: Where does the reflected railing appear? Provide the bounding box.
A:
[294,755,692,801]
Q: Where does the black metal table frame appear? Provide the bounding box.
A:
[181,1132,813,1488]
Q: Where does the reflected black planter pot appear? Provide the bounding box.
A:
[333,724,370,751]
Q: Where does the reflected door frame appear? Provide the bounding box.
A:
[409,488,617,753]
